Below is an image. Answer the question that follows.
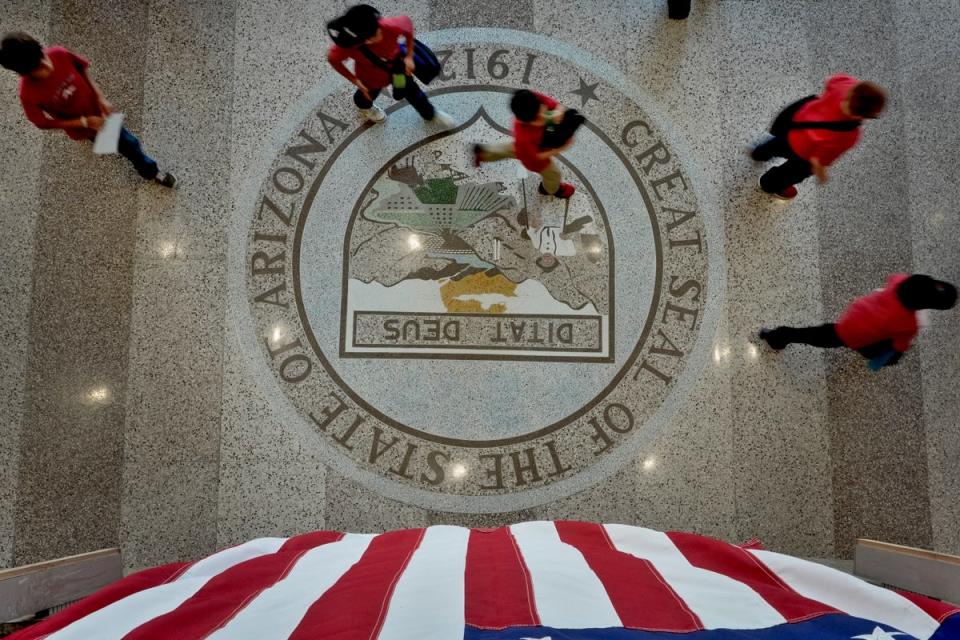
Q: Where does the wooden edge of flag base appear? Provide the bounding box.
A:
[855,538,960,604]
[0,548,122,623]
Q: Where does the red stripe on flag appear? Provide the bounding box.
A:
[287,528,425,640]
[667,531,839,622]
[121,532,345,639]
[279,531,347,553]
[554,521,702,632]
[464,526,540,630]
[895,590,960,624]
[5,563,190,640]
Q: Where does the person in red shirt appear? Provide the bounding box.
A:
[759,274,957,369]
[327,4,453,128]
[472,89,577,199]
[750,74,885,200]
[0,32,175,187]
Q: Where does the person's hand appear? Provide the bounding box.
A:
[355,81,372,102]
[811,157,828,183]
[403,56,415,76]
[85,115,105,131]
[98,99,113,115]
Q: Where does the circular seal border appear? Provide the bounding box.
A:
[292,95,660,448]
[229,28,726,513]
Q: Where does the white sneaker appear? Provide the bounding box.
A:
[360,105,386,123]
[430,110,456,129]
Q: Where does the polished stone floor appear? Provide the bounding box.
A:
[2,0,958,574]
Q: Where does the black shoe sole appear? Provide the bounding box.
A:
[537,184,574,198]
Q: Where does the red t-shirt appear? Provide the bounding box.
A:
[328,16,413,90]
[787,74,862,166]
[836,274,918,352]
[513,92,559,173]
[19,46,101,140]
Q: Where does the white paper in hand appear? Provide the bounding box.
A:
[93,113,125,155]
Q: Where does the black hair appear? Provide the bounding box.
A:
[344,4,381,41]
[0,32,44,75]
[897,274,958,310]
[849,81,886,119]
[510,89,542,122]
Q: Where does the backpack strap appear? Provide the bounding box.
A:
[786,119,862,132]
[357,44,394,73]
[770,94,862,135]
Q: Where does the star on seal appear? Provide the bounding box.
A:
[569,76,600,107]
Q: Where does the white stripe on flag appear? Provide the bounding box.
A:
[376,525,470,640]
[605,525,786,630]
[206,533,375,640]
[46,537,288,640]
[749,549,941,640]
[510,521,622,629]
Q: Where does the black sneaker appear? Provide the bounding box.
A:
[758,328,786,351]
[155,172,177,188]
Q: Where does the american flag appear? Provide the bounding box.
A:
[9,521,959,639]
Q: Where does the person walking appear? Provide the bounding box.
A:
[0,32,176,187]
[473,89,582,199]
[750,74,885,200]
[326,4,453,128]
[759,274,957,370]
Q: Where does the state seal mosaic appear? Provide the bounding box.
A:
[241,30,719,511]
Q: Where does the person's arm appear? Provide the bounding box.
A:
[529,93,571,160]
[20,97,101,131]
[63,49,109,115]
[327,47,371,99]
[47,114,103,130]
[810,156,828,182]
[78,66,111,115]
[533,92,558,110]
[398,17,416,75]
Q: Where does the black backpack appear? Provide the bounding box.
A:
[358,39,443,87]
[540,109,586,150]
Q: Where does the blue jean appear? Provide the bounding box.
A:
[117,127,159,180]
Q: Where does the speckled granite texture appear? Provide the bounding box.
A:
[10,0,149,567]
[0,0,51,571]
[1,0,958,573]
